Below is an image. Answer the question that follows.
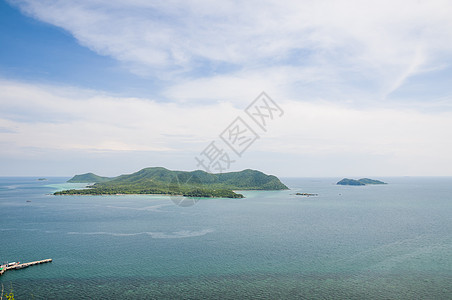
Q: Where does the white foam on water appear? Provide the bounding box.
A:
[104,203,170,212]
[67,229,215,239]
[5,185,19,190]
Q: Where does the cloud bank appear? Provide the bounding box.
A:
[2,1,452,175]
[10,0,452,101]
[1,80,451,176]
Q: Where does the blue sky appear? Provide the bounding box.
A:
[0,1,161,97]
[1,0,452,176]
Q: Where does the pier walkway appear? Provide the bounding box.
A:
[0,259,52,276]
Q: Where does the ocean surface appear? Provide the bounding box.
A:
[0,177,451,299]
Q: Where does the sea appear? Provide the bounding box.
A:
[0,177,451,299]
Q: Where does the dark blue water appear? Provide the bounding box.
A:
[0,177,451,299]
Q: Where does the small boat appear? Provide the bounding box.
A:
[15,264,27,269]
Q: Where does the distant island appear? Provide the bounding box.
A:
[55,167,289,198]
[337,178,387,186]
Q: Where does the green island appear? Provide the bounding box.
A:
[68,173,111,183]
[337,178,387,186]
[55,167,289,198]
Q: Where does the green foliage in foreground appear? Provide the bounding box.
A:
[56,167,288,198]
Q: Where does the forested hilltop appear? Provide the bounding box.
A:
[67,173,112,183]
[55,167,288,198]
[337,178,387,186]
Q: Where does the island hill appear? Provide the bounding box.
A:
[337,178,387,186]
[55,167,289,198]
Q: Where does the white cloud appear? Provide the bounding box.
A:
[1,79,452,176]
[3,1,452,175]
[0,79,239,154]
[9,0,452,98]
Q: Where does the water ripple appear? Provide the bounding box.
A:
[66,229,214,239]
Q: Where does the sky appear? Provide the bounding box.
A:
[1,0,452,177]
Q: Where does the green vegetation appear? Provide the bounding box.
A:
[337,178,387,186]
[337,178,365,186]
[357,178,387,185]
[67,173,113,183]
[56,167,288,198]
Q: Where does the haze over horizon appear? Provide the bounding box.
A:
[1,0,452,177]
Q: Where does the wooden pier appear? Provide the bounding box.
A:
[0,259,52,276]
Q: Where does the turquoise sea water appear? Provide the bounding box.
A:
[0,177,451,299]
